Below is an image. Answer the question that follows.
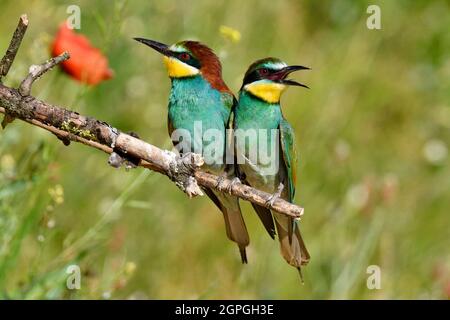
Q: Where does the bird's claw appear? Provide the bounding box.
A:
[227,177,241,195]
[265,183,284,208]
[216,176,241,194]
[216,175,228,191]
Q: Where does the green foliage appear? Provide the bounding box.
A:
[0,0,449,299]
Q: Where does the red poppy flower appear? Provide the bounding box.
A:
[51,23,113,85]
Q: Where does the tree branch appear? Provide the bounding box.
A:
[0,16,305,219]
[19,52,70,96]
[0,14,28,81]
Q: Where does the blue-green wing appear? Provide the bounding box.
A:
[278,120,309,266]
[221,92,235,125]
[279,118,298,203]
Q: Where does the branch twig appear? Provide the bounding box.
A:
[19,52,70,96]
[0,15,305,219]
[0,14,28,81]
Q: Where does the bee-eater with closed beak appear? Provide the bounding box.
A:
[233,57,310,274]
[134,38,249,263]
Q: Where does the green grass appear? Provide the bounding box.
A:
[0,0,449,299]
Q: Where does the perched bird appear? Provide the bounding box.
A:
[134,38,249,263]
[233,57,310,274]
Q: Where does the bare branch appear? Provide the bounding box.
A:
[19,52,70,96]
[0,14,28,81]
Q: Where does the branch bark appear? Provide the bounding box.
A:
[0,14,28,81]
[0,15,305,219]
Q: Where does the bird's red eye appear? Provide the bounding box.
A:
[259,68,269,75]
[179,53,190,61]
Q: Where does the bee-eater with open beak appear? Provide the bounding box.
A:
[233,57,310,274]
[134,38,249,263]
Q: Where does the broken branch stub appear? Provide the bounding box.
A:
[0,14,28,81]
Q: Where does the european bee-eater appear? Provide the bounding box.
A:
[233,57,310,273]
[134,38,249,263]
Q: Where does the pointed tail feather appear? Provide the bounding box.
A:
[204,188,250,263]
[273,212,310,268]
[221,202,250,263]
[251,203,276,239]
[239,245,248,264]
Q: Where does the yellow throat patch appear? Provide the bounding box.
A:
[244,81,287,103]
[163,56,199,78]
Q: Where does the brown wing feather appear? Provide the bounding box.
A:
[203,187,250,264]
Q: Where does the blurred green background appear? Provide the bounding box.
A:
[0,0,449,299]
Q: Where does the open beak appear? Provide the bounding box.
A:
[134,38,171,56]
[273,65,310,88]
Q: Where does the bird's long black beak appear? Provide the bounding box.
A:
[277,65,310,88]
[134,38,171,56]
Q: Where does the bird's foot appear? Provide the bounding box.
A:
[216,174,228,192]
[226,177,241,195]
[265,183,284,208]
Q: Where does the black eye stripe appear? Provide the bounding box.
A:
[242,68,274,86]
[173,51,201,69]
